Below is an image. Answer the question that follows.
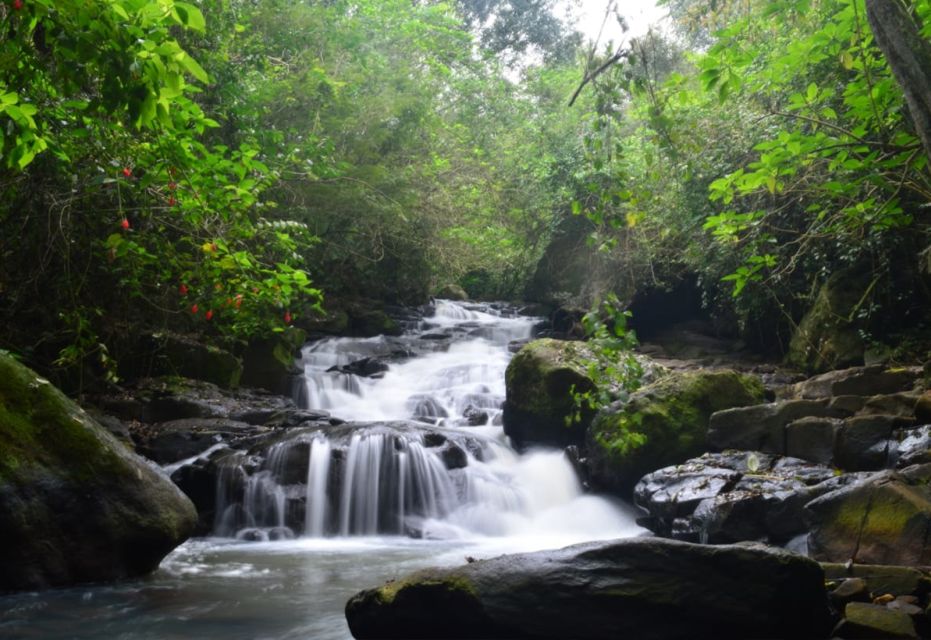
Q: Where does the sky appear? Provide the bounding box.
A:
[570,0,669,45]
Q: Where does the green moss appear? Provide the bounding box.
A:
[830,486,930,538]
[506,339,594,416]
[376,573,477,605]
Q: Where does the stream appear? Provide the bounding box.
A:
[0,301,644,639]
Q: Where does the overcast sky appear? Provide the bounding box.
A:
[570,0,668,45]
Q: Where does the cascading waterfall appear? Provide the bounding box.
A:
[210,300,641,544]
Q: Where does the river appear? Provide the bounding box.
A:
[0,301,644,639]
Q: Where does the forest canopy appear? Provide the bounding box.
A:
[2,0,931,383]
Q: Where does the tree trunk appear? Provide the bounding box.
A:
[866,0,931,163]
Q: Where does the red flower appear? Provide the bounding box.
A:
[168,196,177,207]
[190,304,199,314]
[234,294,243,308]
[12,0,23,9]
[120,218,130,230]
[284,311,292,325]
[205,309,214,321]
[168,182,177,191]
[122,167,132,177]
[179,283,189,296]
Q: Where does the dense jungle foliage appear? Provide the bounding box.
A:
[2,0,931,385]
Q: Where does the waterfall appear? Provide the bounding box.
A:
[201,300,640,543]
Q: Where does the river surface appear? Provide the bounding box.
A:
[0,301,644,639]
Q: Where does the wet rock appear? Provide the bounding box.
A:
[586,369,764,496]
[0,352,197,592]
[440,444,468,470]
[807,468,931,565]
[503,338,597,450]
[833,602,918,639]
[134,418,263,464]
[635,452,837,544]
[239,328,305,395]
[834,415,905,471]
[345,537,832,640]
[329,357,390,378]
[462,405,488,426]
[889,425,931,468]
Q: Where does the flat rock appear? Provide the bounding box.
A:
[833,602,917,639]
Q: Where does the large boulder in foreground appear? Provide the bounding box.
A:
[0,352,197,592]
[345,537,831,640]
[503,339,597,449]
[586,369,764,496]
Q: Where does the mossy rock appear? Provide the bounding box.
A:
[240,327,306,395]
[807,469,931,566]
[121,332,242,388]
[586,369,765,496]
[350,309,402,337]
[788,269,870,374]
[502,338,597,449]
[435,284,468,301]
[0,351,197,592]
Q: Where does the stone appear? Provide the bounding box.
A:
[833,602,918,639]
[0,352,197,591]
[239,328,305,395]
[134,417,263,464]
[860,393,921,418]
[707,399,844,455]
[807,469,931,566]
[120,332,242,388]
[821,564,931,600]
[829,578,872,609]
[435,284,468,301]
[889,425,931,468]
[834,415,905,471]
[345,537,832,640]
[635,452,837,544]
[586,369,765,495]
[502,338,597,449]
[792,366,920,400]
[785,416,843,464]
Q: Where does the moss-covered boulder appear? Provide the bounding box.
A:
[0,352,197,592]
[240,327,306,395]
[121,332,242,388]
[586,369,765,496]
[787,269,870,374]
[502,338,596,449]
[807,467,931,566]
[345,537,832,640]
[435,284,468,301]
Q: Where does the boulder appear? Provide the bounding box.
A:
[0,352,197,592]
[785,416,844,464]
[833,602,918,639]
[708,398,846,454]
[791,365,920,400]
[586,369,764,495]
[345,537,832,640]
[502,339,597,449]
[120,332,242,388]
[807,468,931,565]
[436,284,468,301]
[787,269,869,373]
[821,563,931,600]
[239,328,306,395]
[634,451,838,544]
[889,425,931,468]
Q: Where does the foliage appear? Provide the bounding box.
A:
[568,294,644,430]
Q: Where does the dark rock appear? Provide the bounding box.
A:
[0,352,197,592]
[330,357,391,378]
[345,537,832,640]
[707,399,844,454]
[462,405,488,426]
[635,452,837,544]
[134,418,262,464]
[833,602,918,639]
[586,369,764,496]
[239,328,305,395]
[830,578,872,609]
[821,563,931,600]
[440,444,468,470]
[835,415,905,471]
[831,395,868,414]
[807,468,931,565]
[889,425,931,468]
[503,339,596,450]
[786,416,843,464]
[861,392,921,418]
[120,332,242,388]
